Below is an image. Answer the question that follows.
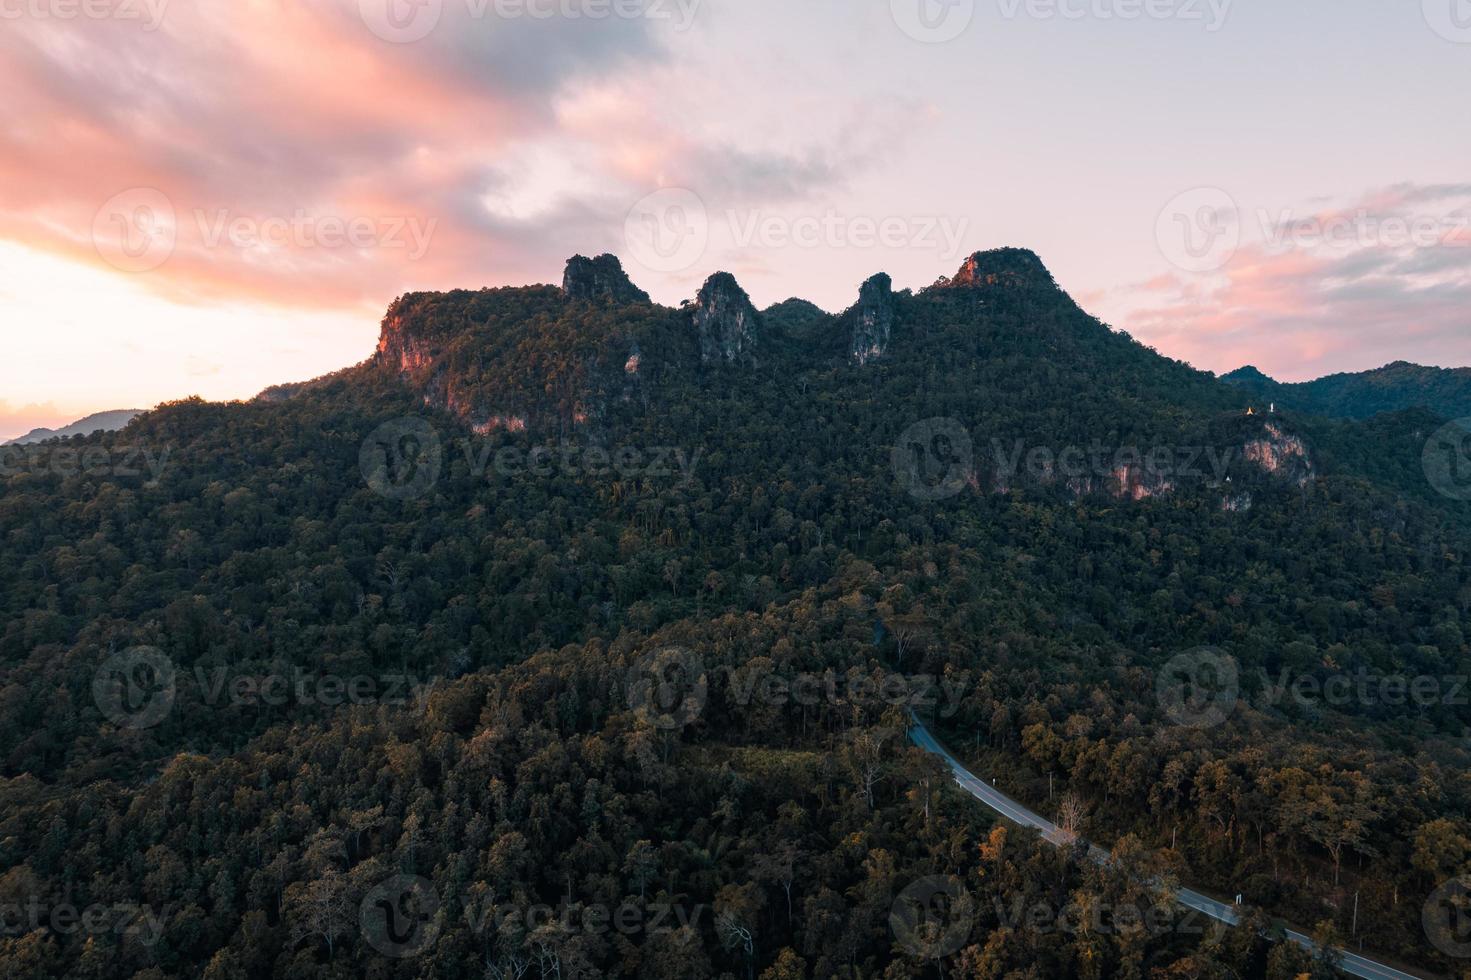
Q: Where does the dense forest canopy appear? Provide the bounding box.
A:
[1,250,1467,979]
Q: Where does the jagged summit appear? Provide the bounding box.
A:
[847,273,896,364]
[934,247,1056,290]
[562,253,650,304]
[691,272,760,365]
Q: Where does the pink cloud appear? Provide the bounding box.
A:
[1108,186,1471,381]
[0,3,660,310]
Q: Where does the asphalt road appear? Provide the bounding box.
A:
[907,719,1430,980]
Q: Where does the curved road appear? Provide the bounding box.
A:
[908,719,1430,980]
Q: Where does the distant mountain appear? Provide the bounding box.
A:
[3,408,141,445]
[1222,360,1471,420]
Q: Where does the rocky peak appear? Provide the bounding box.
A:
[849,273,896,365]
[375,299,438,376]
[936,248,1055,290]
[690,272,760,365]
[562,254,650,304]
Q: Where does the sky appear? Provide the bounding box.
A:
[2,0,1469,440]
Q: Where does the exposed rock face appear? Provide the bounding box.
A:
[935,248,1055,290]
[375,309,440,376]
[849,273,895,364]
[691,272,760,365]
[1221,492,1254,513]
[562,254,650,304]
[1243,421,1313,486]
[373,293,579,434]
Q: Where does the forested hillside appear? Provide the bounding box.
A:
[0,251,1466,979]
[1223,362,1471,422]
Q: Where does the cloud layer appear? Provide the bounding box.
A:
[0,1,669,307]
[1107,184,1471,380]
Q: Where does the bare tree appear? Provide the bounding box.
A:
[751,840,799,927]
[1056,793,1085,844]
[288,869,353,958]
[716,912,756,980]
[843,729,887,810]
[484,948,531,980]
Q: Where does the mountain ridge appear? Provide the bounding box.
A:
[1223,360,1471,420]
[3,244,1468,980]
[3,408,143,445]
